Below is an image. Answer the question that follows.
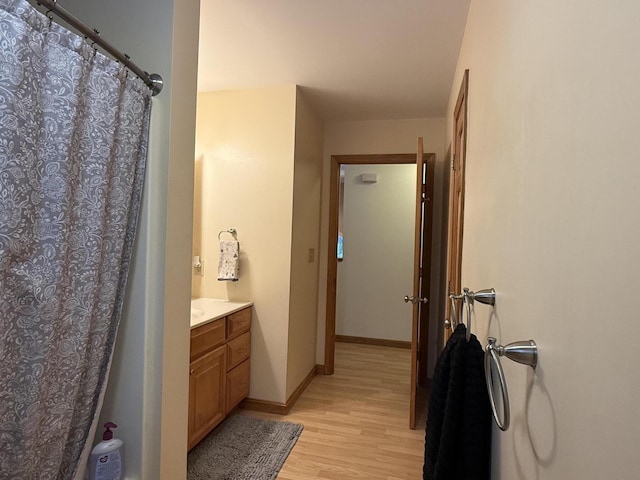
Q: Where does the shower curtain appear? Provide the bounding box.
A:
[0,0,152,478]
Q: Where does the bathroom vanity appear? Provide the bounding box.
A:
[188,299,253,450]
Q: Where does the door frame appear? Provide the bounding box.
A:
[444,69,469,340]
[323,153,433,375]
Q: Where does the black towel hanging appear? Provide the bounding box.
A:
[423,324,492,480]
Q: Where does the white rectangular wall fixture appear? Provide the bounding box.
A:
[360,173,378,183]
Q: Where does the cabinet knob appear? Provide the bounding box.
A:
[190,369,195,375]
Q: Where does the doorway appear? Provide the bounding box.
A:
[334,162,416,349]
[323,151,435,427]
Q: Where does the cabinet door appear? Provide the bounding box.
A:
[226,359,250,413]
[188,345,226,450]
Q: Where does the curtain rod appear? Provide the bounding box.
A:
[35,0,163,96]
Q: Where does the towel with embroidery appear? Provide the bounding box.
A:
[217,240,239,281]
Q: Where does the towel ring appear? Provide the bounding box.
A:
[449,288,496,340]
[448,292,464,330]
[485,337,538,431]
[463,288,473,341]
[485,338,511,430]
[218,228,237,240]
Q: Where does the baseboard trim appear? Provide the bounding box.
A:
[335,334,411,349]
[241,364,320,415]
[285,364,317,411]
[240,398,289,415]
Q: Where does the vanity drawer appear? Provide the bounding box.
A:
[191,318,225,360]
[227,307,251,340]
[227,331,250,371]
[226,359,250,413]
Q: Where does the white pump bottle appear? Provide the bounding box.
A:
[87,422,125,480]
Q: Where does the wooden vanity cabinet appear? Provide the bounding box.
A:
[188,307,251,450]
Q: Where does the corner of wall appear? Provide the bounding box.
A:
[287,86,325,398]
[159,0,200,479]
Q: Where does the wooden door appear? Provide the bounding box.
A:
[445,70,469,341]
[409,137,434,429]
[188,344,226,450]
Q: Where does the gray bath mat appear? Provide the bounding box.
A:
[187,414,303,480]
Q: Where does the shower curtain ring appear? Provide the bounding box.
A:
[45,0,56,21]
[90,29,100,51]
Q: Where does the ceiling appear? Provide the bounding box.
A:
[197,0,471,122]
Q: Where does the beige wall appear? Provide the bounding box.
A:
[286,89,324,398]
[194,86,297,404]
[448,0,640,477]
[317,119,446,375]
[337,163,416,342]
[61,0,199,479]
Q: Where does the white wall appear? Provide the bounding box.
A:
[194,86,297,404]
[160,4,199,478]
[60,1,199,479]
[286,89,324,398]
[448,0,640,478]
[336,164,416,342]
[317,119,446,374]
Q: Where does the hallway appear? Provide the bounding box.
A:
[241,342,427,479]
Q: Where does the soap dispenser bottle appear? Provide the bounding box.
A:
[88,422,125,480]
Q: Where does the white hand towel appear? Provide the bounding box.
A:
[218,240,240,281]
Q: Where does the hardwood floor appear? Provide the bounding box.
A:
[240,342,428,479]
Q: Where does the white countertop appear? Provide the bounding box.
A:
[190,298,253,329]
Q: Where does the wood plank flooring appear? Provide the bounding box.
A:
[240,342,428,479]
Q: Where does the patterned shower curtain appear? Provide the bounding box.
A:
[0,0,152,478]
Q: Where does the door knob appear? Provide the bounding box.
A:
[444,319,452,329]
[404,295,428,304]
